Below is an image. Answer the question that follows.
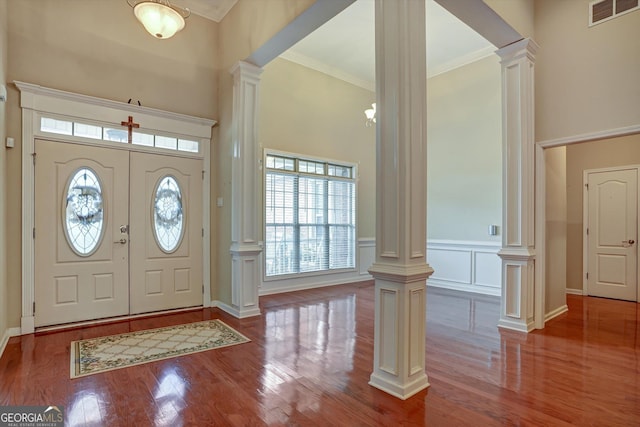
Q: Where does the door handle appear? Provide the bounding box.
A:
[114,238,127,244]
[622,239,635,247]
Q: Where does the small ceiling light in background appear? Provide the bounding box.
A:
[127,0,190,39]
[364,103,376,127]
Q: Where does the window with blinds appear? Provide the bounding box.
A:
[265,153,356,277]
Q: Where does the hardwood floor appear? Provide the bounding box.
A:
[1,282,639,426]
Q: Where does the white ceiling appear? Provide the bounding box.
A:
[281,0,496,91]
[183,0,495,91]
[179,0,238,23]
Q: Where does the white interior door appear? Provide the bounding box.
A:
[35,140,130,327]
[129,152,203,314]
[586,168,638,301]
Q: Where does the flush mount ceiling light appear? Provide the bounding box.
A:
[127,0,190,39]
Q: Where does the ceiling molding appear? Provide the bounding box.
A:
[427,46,496,78]
[279,51,375,92]
[280,45,497,91]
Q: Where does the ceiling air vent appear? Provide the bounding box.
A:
[590,0,639,26]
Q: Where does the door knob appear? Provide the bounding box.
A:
[628,239,635,245]
[114,238,127,244]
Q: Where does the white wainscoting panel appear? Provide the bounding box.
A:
[359,237,375,276]
[427,240,502,296]
[256,239,500,297]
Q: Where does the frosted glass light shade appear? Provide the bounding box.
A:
[364,103,376,125]
[133,1,185,39]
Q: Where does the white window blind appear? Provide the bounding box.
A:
[265,154,356,277]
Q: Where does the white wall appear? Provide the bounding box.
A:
[427,55,502,242]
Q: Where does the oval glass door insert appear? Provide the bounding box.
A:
[64,168,105,256]
[153,175,184,253]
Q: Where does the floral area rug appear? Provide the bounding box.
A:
[70,319,250,378]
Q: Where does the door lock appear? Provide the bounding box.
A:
[120,225,129,234]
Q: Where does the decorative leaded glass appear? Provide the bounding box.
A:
[64,168,105,256]
[153,176,184,252]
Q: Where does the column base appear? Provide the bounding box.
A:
[369,371,430,400]
[498,247,536,333]
[214,300,261,319]
[497,316,535,332]
[368,262,433,400]
[230,243,262,319]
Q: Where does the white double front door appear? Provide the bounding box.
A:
[34,139,203,327]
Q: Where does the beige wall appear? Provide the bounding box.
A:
[426,55,502,242]
[0,0,8,340]
[259,58,376,237]
[484,0,535,39]
[566,134,640,292]
[4,0,220,328]
[215,0,314,303]
[545,146,567,313]
[535,0,640,142]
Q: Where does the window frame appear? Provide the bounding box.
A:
[263,149,358,281]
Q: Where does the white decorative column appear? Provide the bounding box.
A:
[496,39,539,332]
[368,0,431,400]
[229,61,262,318]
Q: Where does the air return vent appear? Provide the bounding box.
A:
[590,0,639,25]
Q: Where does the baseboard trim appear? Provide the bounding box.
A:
[211,300,261,319]
[545,305,569,323]
[0,327,22,359]
[566,288,584,295]
[427,279,501,297]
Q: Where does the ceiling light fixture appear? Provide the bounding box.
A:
[364,103,376,127]
[127,0,190,39]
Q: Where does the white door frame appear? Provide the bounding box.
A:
[535,124,640,317]
[582,165,640,300]
[16,81,216,334]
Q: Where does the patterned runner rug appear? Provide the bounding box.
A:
[70,319,250,378]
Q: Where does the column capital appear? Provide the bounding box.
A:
[498,247,536,261]
[229,60,263,80]
[230,242,262,256]
[496,38,539,63]
[368,262,434,284]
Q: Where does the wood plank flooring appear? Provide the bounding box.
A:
[1,282,639,426]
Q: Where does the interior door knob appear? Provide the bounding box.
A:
[628,239,635,245]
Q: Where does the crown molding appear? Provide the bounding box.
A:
[279,51,375,92]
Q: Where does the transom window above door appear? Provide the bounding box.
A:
[40,117,200,154]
